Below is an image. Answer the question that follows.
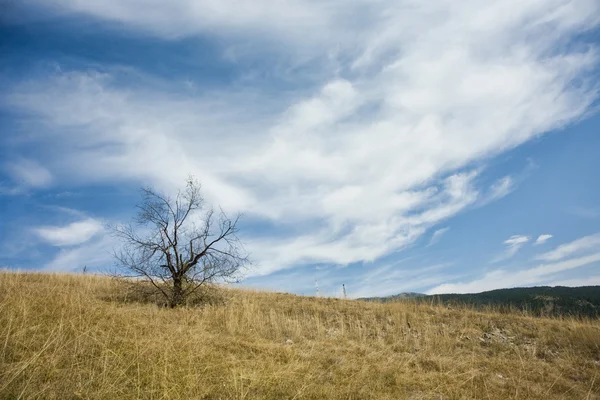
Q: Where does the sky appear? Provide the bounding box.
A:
[1,0,600,298]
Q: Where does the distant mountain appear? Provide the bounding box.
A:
[358,292,426,302]
[359,286,600,318]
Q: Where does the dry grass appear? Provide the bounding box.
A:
[1,272,599,399]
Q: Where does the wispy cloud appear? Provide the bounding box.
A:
[2,158,52,193]
[534,234,553,245]
[245,172,478,276]
[545,276,600,287]
[3,0,600,275]
[536,233,600,261]
[246,260,455,299]
[492,235,530,263]
[350,263,456,299]
[34,218,104,247]
[428,252,600,294]
[428,227,450,247]
[43,235,117,272]
[480,176,515,205]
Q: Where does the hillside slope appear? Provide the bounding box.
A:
[1,272,599,399]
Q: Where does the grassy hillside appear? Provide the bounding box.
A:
[1,272,600,399]
[362,286,600,318]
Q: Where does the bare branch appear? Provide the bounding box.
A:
[111,176,250,307]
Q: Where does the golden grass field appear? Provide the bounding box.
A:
[1,272,599,399]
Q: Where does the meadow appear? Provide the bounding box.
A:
[1,272,599,399]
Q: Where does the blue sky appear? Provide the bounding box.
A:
[1,0,600,298]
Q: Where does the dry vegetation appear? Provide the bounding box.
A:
[1,272,599,399]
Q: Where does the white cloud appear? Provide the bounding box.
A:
[29,0,342,43]
[4,0,600,274]
[43,234,117,272]
[480,176,515,205]
[34,218,105,247]
[350,263,455,299]
[536,233,600,261]
[534,234,553,245]
[492,235,530,263]
[505,234,530,247]
[545,276,600,287]
[246,171,478,276]
[245,259,455,298]
[25,0,600,56]
[428,252,600,294]
[428,227,450,247]
[4,158,52,190]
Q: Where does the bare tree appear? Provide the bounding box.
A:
[112,177,249,308]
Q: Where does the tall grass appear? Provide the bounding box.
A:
[1,271,599,399]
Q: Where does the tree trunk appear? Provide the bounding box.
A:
[171,277,184,308]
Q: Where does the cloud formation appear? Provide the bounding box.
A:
[43,235,116,272]
[492,235,530,263]
[428,252,600,294]
[428,227,450,247]
[3,0,600,275]
[34,218,104,247]
[536,233,600,261]
[3,158,52,193]
[534,234,553,245]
